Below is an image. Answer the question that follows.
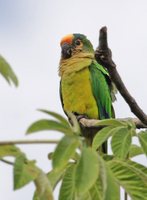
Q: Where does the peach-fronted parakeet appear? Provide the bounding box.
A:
[59,34,115,152]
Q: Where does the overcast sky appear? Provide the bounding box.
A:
[0,0,147,199]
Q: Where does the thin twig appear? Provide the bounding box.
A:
[0,139,59,146]
[0,159,14,165]
[95,27,147,126]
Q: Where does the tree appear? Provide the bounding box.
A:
[0,27,147,200]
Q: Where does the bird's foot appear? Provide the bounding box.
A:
[75,114,89,122]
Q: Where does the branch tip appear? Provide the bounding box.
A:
[100,26,107,33]
[95,26,147,125]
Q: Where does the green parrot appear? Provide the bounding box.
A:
[59,33,115,152]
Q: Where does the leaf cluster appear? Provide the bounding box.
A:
[25,111,147,200]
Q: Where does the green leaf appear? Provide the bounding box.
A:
[33,169,54,200]
[89,158,106,200]
[89,157,120,200]
[105,165,120,200]
[129,144,144,158]
[78,192,92,200]
[89,181,102,200]
[14,155,39,190]
[92,126,123,151]
[111,128,131,159]
[75,148,99,196]
[108,160,147,200]
[138,131,147,155]
[52,135,80,169]
[127,160,147,178]
[0,55,18,86]
[59,165,75,200]
[0,145,21,158]
[26,119,73,135]
[95,119,126,127]
[95,156,107,199]
[38,109,69,127]
[47,168,65,190]
[77,156,107,200]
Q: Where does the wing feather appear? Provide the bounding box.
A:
[89,61,113,119]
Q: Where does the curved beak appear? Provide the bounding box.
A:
[61,43,72,59]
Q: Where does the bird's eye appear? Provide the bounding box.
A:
[75,40,81,46]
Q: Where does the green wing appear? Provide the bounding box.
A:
[89,60,113,119]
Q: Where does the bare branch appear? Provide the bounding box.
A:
[95,27,147,126]
[0,139,59,146]
[0,159,14,165]
[79,117,147,129]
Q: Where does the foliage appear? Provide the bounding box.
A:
[1,56,147,200]
[0,55,18,86]
[2,109,147,200]
[26,112,147,200]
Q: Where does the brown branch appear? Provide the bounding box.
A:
[95,27,147,126]
[79,117,147,129]
[0,139,59,146]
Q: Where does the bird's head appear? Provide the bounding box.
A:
[60,33,94,59]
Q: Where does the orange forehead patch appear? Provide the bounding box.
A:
[60,34,74,46]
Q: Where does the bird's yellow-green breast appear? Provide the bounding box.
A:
[61,67,99,119]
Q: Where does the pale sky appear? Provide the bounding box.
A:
[0,0,147,199]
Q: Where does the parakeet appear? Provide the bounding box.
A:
[59,33,115,152]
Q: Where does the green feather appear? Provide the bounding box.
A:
[89,60,112,119]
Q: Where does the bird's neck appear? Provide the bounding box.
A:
[59,52,94,77]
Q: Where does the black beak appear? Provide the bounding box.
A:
[61,43,72,59]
